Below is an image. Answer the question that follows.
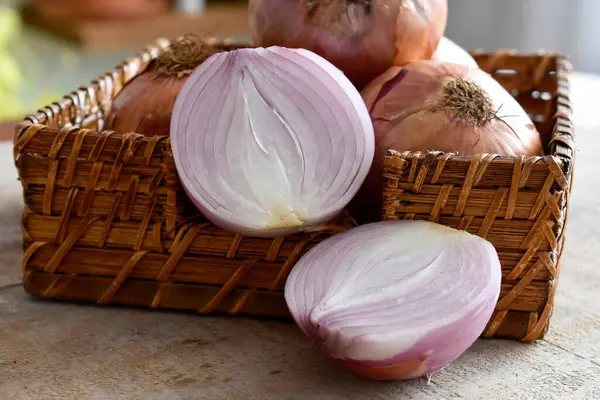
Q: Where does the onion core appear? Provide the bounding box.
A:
[285,220,502,380]
[170,46,374,237]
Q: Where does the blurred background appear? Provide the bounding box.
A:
[0,0,599,127]
[446,0,600,73]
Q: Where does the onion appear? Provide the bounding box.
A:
[105,35,221,136]
[170,46,375,237]
[432,36,478,68]
[352,60,544,223]
[285,220,501,381]
[248,0,448,88]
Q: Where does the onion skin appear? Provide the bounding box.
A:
[432,36,478,68]
[248,0,448,88]
[284,220,502,381]
[393,0,448,65]
[352,60,544,223]
[105,36,220,136]
[362,61,543,156]
[344,355,428,380]
[105,73,185,136]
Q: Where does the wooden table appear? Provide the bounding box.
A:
[1,74,600,399]
[20,2,250,53]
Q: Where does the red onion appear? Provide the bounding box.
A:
[248,0,448,88]
[432,36,478,68]
[353,60,544,223]
[285,220,501,381]
[170,46,375,237]
[106,36,221,136]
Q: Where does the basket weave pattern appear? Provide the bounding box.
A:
[14,41,574,342]
[381,53,574,341]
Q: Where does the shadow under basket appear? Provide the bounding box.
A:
[14,39,574,342]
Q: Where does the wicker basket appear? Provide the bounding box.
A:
[14,39,574,342]
[381,52,574,342]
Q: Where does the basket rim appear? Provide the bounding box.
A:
[13,37,575,176]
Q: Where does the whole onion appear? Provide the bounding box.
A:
[170,46,374,237]
[285,220,502,381]
[248,0,448,88]
[352,60,544,223]
[432,36,478,68]
[105,35,221,136]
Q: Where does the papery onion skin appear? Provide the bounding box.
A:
[352,60,544,223]
[284,220,502,381]
[170,46,374,237]
[432,36,478,68]
[105,36,220,136]
[248,0,448,88]
[105,73,184,136]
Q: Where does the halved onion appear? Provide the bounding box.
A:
[285,220,502,380]
[170,46,375,237]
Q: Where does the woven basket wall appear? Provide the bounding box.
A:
[13,39,574,342]
[382,52,574,341]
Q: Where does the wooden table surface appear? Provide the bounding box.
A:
[1,74,600,399]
